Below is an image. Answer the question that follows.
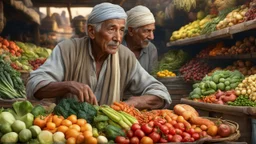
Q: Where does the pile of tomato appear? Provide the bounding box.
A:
[115,117,211,144]
[29,58,47,70]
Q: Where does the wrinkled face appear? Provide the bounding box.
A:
[131,23,155,48]
[91,19,125,54]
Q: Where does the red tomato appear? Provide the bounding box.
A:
[159,138,168,143]
[181,132,191,138]
[134,129,145,139]
[200,131,208,138]
[131,123,141,132]
[157,118,166,125]
[192,133,200,140]
[140,136,153,144]
[148,132,160,143]
[165,122,174,129]
[170,120,177,126]
[169,128,176,135]
[166,134,173,142]
[154,121,161,128]
[126,130,133,138]
[160,125,169,134]
[182,132,191,142]
[115,136,129,144]
[175,128,183,135]
[174,122,185,131]
[152,127,159,133]
[190,137,195,142]
[148,121,154,127]
[187,128,195,135]
[130,137,139,144]
[141,123,153,134]
[171,134,183,142]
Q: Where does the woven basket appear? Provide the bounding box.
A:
[196,117,241,143]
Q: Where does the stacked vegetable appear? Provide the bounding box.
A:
[245,0,256,21]
[153,50,188,75]
[216,5,249,29]
[189,70,244,99]
[0,99,239,143]
[235,74,256,101]
[156,70,176,78]
[0,56,26,99]
[180,59,212,82]
[0,37,52,72]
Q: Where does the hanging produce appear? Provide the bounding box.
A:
[172,0,197,12]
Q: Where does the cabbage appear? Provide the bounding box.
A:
[0,112,15,125]
[1,132,18,144]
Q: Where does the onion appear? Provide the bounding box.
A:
[218,124,231,137]
[215,90,224,98]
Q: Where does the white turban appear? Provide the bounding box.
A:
[87,3,127,24]
[126,5,155,28]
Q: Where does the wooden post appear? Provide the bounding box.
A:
[33,24,40,45]
[67,3,72,24]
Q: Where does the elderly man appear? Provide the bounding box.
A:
[122,5,158,73]
[26,3,171,110]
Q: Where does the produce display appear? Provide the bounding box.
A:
[153,50,188,75]
[197,36,256,58]
[180,59,212,82]
[0,37,52,72]
[0,56,26,99]
[170,15,214,41]
[245,0,256,21]
[0,100,239,144]
[189,70,244,99]
[235,74,256,101]
[216,5,248,29]
[156,70,176,78]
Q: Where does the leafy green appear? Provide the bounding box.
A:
[31,105,46,117]
[53,98,97,123]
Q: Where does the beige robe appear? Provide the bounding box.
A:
[58,37,136,105]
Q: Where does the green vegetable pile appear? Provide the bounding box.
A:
[153,49,188,75]
[201,7,236,34]
[190,70,244,99]
[53,98,97,123]
[227,95,256,107]
[0,56,26,99]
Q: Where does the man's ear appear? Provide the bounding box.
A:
[128,27,134,36]
[87,25,95,39]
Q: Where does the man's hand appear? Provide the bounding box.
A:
[124,95,164,110]
[67,81,98,105]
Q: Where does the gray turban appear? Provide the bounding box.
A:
[126,5,155,28]
[87,2,127,24]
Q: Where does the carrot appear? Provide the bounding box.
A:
[111,105,121,111]
[114,102,124,110]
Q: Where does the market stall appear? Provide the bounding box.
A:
[0,0,256,143]
[151,0,256,143]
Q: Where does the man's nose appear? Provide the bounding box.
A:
[113,31,122,42]
[148,31,154,40]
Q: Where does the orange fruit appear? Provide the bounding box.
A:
[77,119,87,127]
[83,130,93,139]
[66,137,76,144]
[69,124,81,132]
[84,136,97,144]
[67,115,77,124]
[57,125,69,133]
[61,119,72,127]
[65,128,80,139]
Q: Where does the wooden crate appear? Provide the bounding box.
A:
[157,76,192,109]
[181,98,256,144]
